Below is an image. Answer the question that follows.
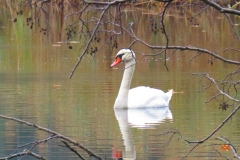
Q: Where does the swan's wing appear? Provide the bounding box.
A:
[128,86,170,108]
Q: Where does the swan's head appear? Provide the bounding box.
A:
[110,49,136,67]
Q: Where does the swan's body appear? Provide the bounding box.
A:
[111,49,173,108]
[129,86,172,108]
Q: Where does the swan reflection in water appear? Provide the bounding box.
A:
[113,106,172,159]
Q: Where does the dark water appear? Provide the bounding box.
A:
[0,3,240,160]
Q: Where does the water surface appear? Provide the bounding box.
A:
[0,4,240,160]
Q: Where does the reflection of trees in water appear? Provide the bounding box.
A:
[1,0,240,159]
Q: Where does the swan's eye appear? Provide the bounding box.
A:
[115,53,124,59]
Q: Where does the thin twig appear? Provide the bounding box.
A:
[0,149,47,160]
[182,104,240,144]
[0,115,103,160]
[160,0,173,71]
[181,143,199,160]
[216,136,240,160]
[69,4,110,79]
[61,141,85,160]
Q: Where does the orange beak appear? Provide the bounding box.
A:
[110,57,122,67]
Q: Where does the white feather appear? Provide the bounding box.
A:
[111,49,173,108]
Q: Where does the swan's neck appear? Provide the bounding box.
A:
[114,63,135,108]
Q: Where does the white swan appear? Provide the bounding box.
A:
[111,49,173,108]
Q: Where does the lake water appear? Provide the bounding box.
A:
[0,3,240,160]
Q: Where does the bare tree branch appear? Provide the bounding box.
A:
[216,136,240,160]
[0,115,104,160]
[0,149,47,160]
[182,104,240,144]
[160,0,173,71]
[201,74,240,102]
[69,4,110,79]
[61,141,85,160]
[223,13,240,41]
[201,0,240,15]
[181,143,199,160]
